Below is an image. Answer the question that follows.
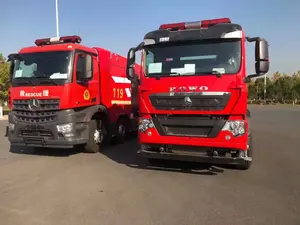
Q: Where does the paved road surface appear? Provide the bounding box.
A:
[0,106,299,225]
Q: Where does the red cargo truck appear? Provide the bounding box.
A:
[125,18,269,170]
[6,35,140,153]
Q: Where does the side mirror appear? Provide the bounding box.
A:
[255,39,269,75]
[76,53,93,81]
[9,61,14,77]
[7,54,17,82]
[126,48,137,80]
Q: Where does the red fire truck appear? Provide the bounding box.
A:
[6,35,140,153]
[126,18,269,170]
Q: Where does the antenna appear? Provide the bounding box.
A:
[55,0,60,37]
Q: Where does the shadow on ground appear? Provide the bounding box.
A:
[101,135,225,176]
[8,132,226,175]
[9,146,82,157]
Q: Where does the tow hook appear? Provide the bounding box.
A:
[159,146,166,152]
[212,150,218,157]
[159,145,170,153]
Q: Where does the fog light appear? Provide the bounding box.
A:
[56,123,73,133]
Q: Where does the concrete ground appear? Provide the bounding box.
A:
[0,105,299,225]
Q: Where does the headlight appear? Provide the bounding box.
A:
[56,123,73,133]
[222,120,246,136]
[138,118,155,132]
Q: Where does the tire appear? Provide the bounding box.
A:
[84,119,105,153]
[115,118,128,144]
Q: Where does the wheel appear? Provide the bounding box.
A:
[84,119,106,153]
[115,118,128,144]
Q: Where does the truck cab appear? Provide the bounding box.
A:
[126,18,269,170]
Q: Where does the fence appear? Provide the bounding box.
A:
[248,99,300,105]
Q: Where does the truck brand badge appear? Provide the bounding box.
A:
[184,96,192,105]
[20,90,49,97]
[159,37,169,42]
[28,98,40,110]
[83,90,90,100]
[169,86,209,92]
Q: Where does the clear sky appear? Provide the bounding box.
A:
[0,0,299,76]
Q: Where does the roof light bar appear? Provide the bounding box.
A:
[159,18,231,31]
[35,35,82,46]
[159,22,185,30]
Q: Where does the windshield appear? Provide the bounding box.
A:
[13,51,72,80]
[144,40,241,77]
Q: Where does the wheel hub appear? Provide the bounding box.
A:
[94,129,104,144]
[118,124,126,137]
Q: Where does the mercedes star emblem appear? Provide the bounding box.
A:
[28,98,40,110]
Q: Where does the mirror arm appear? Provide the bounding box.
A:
[246,36,264,43]
[135,42,145,51]
[247,73,265,79]
[244,73,265,83]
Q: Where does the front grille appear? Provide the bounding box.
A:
[13,99,60,123]
[149,92,231,111]
[152,114,228,138]
[19,127,53,137]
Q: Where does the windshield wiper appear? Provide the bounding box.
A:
[148,71,224,79]
[148,72,180,80]
[13,77,35,86]
[193,71,224,78]
[212,70,223,78]
[33,76,58,85]
[149,72,180,76]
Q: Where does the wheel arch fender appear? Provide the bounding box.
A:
[83,105,110,123]
[117,113,130,125]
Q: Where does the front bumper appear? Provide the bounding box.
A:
[137,114,250,164]
[139,127,248,151]
[138,148,251,165]
[7,109,89,148]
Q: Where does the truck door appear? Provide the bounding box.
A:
[72,51,99,108]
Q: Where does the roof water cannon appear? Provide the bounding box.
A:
[35,35,82,46]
